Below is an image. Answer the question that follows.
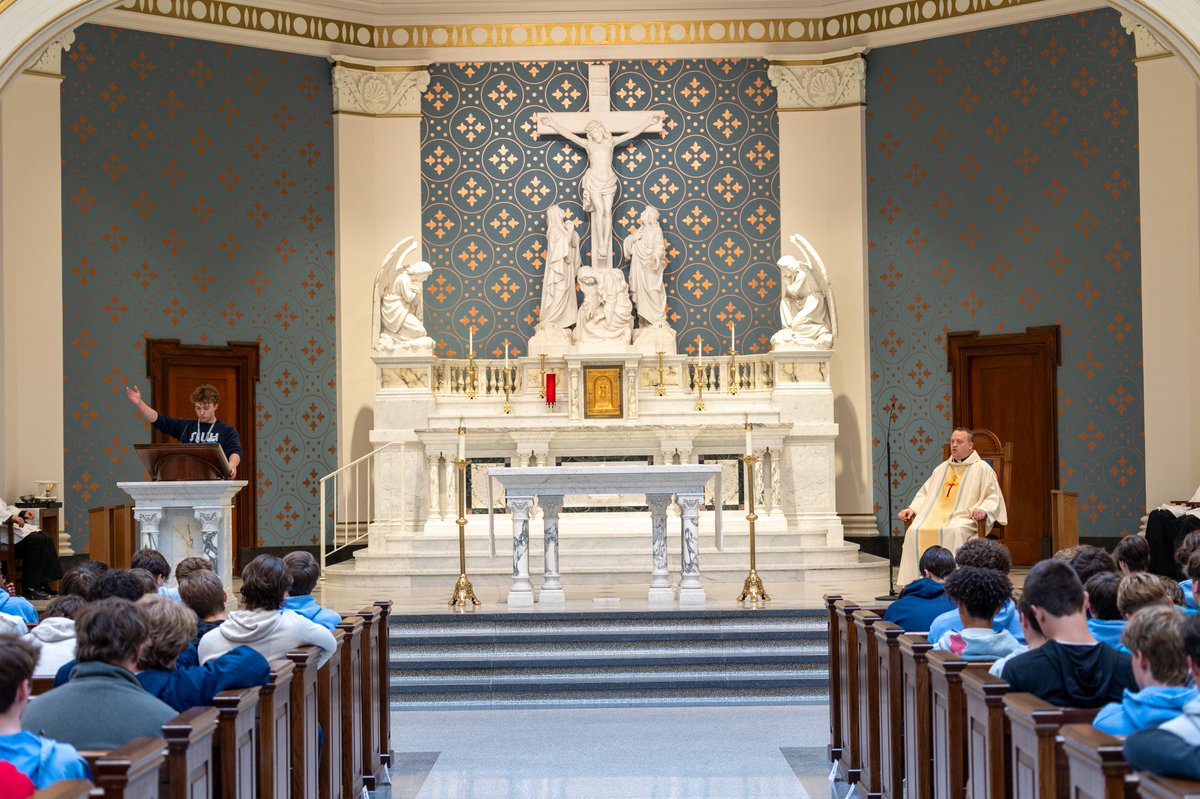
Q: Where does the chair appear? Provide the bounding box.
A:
[903,428,1013,540]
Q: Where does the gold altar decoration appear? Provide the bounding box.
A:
[584,366,623,419]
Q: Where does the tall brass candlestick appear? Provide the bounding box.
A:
[728,347,740,395]
[538,353,547,399]
[502,366,513,414]
[656,351,667,397]
[737,452,770,603]
[466,353,478,400]
[449,453,481,607]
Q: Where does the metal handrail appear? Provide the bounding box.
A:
[318,441,400,576]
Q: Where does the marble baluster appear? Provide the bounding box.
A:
[426,452,440,521]
[769,449,783,515]
[646,493,674,605]
[676,494,706,606]
[133,508,163,551]
[506,497,535,608]
[539,494,565,605]
[445,460,458,522]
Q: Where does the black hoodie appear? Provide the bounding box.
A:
[1000,639,1136,707]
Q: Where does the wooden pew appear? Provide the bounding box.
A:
[1137,773,1200,799]
[928,651,991,799]
[161,705,218,799]
[834,599,887,782]
[31,780,96,798]
[901,633,934,799]
[1061,724,1136,799]
[825,593,845,763]
[338,616,366,799]
[318,628,346,799]
[91,737,166,799]
[256,659,295,799]
[1005,693,1098,799]
[963,668,1010,799]
[874,621,906,799]
[212,686,259,799]
[357,605,384,790]
[286,646,322,799]
[373,599,394,770]
[31,676,55,696]
[853,608,885,798]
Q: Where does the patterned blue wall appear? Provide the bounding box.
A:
[61,24,336,550]
[867,9,1144,538]
[420,59,780,358]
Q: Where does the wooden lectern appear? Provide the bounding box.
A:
[135,444,230,481]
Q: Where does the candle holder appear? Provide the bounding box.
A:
[502,367,513,415]
[538,353,547,400]
[656,351,667,397]
[694,359,705,412]
[448,456,481,607]
[728,347,740,396]
[466,353,478,400]
[737,452,770,604]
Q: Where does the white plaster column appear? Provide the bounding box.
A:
[1122,17,1200,503]
[0,35,70,526]
[646,493,673,605]
[506,497,534,608]
[676,494,706,606]
[332,58,430,470]
[768,51,875,536]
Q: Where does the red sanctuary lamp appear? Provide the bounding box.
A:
[545,373,556,409]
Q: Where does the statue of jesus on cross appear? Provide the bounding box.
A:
[536,64,664,269]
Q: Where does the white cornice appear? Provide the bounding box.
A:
[1121,12,1172,59]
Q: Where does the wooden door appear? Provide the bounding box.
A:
[948,326,1060,565]
[146,339,259,570]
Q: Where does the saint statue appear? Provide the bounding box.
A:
[538,113,663,266]
[372,236,434,353]
[771,233,838,350]
[537,205,580,330]
[623,206,668,327]
[576,265,634,345]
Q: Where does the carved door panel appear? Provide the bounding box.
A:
[948,326,1060,565]
[146,340,259,569]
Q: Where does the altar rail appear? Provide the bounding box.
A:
[431,353,775,399]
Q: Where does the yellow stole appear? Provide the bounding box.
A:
[915,462,971,554]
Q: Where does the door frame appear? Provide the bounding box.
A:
[146,339,260,570]
[947,325,1061,559]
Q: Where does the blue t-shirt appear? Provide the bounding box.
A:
[283,595,342,630]
[0,730,90,789]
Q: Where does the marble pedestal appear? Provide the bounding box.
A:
[117,480,247,596]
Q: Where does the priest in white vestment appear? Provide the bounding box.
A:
[896,427,1008,586]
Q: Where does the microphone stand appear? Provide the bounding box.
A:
[877,399,900,601]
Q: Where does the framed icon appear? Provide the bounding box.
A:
[583,366,623,419]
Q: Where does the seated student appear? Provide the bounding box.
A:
[928,538,1025,644]
[1114,535,1151,576]
[135,595,269,713]
[1067,545,1119,588]
[0,585,36,626]
[130,548,178,600]
[1001,559,1137,707]
[178,570,227,650]
[282,551,342,630]
[882,545,956,631]
[91,568,148,602]
[989,596,1039,677]
[1118,572,1174,620]
[0,613,26,635]
[0,635,89,789]
[1176,532,1200,609]
[1124,613,1200,779]
[173,556,211,588]
[1093,606,1197,736]
[199,555,337,668]
[21,598,177,751]
[25,595,84,678]
[56,566,99,601]
[931,566,1024,660]
[1085,572,1126,650]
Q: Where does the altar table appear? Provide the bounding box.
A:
[487,465,722,607]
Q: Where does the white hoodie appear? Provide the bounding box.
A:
[197,608,336,667]
[24,617,76,677]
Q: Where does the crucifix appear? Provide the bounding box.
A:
[536,64,664,269]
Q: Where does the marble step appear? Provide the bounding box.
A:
[389,612,825,642]
[394,686,829,709]
[393,642,825,669]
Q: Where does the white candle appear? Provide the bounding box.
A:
[458,424,466,460]
[468,327,474,355]
[696,336,702,371]
[504,342,510,371]
[731,322,736,352]
[745,419,753,456]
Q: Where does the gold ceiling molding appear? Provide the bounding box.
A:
[112,0,1060,49]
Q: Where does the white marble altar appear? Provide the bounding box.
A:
[489,465,721,607]
[117,480,246,595]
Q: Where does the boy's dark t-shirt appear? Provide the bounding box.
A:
[1000,639,1136,707]
[152,414,241,459]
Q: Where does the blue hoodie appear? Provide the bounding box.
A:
[136,645,270,712]
[882,578,956,632]
[1088,618,1128,651]
[0,731,90,788]
[1182,579,1198,610]
[1093,685,1198,736]
[0,592,37,624]
[283,595,342,631]
[932,627,1024,661]
[929,598,1026,644]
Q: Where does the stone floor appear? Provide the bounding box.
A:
[383,702,835,799]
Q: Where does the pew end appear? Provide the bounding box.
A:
[1061,723,1136,799]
